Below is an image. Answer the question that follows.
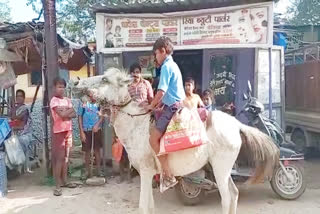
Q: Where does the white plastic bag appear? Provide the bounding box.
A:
[0,62,17,89]
[4,135,25,166]
[159,108,209,155]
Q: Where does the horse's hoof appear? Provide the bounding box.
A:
[139,208,155,214]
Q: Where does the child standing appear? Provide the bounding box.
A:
[183,77,204,109]
[202,89,216,111]
[78,92,104,178]
[50,77,76,196]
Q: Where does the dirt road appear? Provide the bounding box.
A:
[1,160,320,214]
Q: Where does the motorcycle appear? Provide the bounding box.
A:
[176,81,306,205]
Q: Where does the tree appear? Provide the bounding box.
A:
[56,0,97,43]
[27,0,96,43]
[287,0,320,25]
[0,0,11,22]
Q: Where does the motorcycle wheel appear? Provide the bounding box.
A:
[270,162,306,200]
[175,179,205,205]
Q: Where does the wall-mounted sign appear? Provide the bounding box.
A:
[97,2,272,51]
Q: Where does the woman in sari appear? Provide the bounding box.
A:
[10,89,33,173]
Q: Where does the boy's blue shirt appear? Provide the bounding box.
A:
[157,55,185,106]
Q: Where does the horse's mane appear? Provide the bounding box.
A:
[104,67,131,84]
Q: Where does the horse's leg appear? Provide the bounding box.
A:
[210,151,239,214]
[139,171,155,214]
[228,176,239,214]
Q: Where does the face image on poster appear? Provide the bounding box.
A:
[181,7,269,45]
[104,17,179,48]
[209,56,236,107]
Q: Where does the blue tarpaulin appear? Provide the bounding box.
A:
[274,32,287,49]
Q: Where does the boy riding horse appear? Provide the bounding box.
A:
[144,36,185,190]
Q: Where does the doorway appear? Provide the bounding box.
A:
[173,50,203,95]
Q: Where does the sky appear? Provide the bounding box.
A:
[8,0,40,23]
[274,0,292,14]
[6,0,292,23]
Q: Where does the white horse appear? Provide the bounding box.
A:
[71,68,279,214]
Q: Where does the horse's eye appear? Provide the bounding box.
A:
[102,77,109,83]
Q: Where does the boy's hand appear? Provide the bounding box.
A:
[140,102,153,111]
[92,124,100,133]
[80,131,86,142]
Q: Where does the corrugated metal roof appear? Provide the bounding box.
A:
[92,0,275,14]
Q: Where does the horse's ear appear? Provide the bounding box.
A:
[69,79,79,87]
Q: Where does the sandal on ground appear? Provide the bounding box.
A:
[62,183,78,188]
[53,188,62,196]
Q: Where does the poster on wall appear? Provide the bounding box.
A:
[100,2,272,50]
[104,18,179,48]
[257,49,281,104]
[181,7,268,45]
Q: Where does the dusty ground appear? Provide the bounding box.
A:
[1,159,320,214]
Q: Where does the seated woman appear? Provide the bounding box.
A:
[10,89,33,173]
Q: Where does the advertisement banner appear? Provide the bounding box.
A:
[181,7,268,45]
[101,3,271,49]
[104,18,179,48]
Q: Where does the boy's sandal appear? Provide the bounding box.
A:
[62,183,78,188]
[53,189,62,196]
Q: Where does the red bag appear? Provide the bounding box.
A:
[112,138,123,162]
[9,120,21,128]
[158,108,208,155]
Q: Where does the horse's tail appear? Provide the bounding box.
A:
[238,124,280,184]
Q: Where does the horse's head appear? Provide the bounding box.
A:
[70,67,132,109]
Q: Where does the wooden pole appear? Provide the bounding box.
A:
[42,0,59,176]
[86,62,90,77]
[43,0,59,100]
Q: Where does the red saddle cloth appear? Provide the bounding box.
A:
[158,108,208,155]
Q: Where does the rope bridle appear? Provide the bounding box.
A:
[101,96,151,125]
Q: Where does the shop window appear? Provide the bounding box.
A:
[28,71,42,86]
[103,54,122,71]
[209,55,236,114]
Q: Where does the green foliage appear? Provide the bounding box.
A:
[0,0,11,22]
[56,0,97,43]
[287,0,320,25]
[27,0,98,43]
